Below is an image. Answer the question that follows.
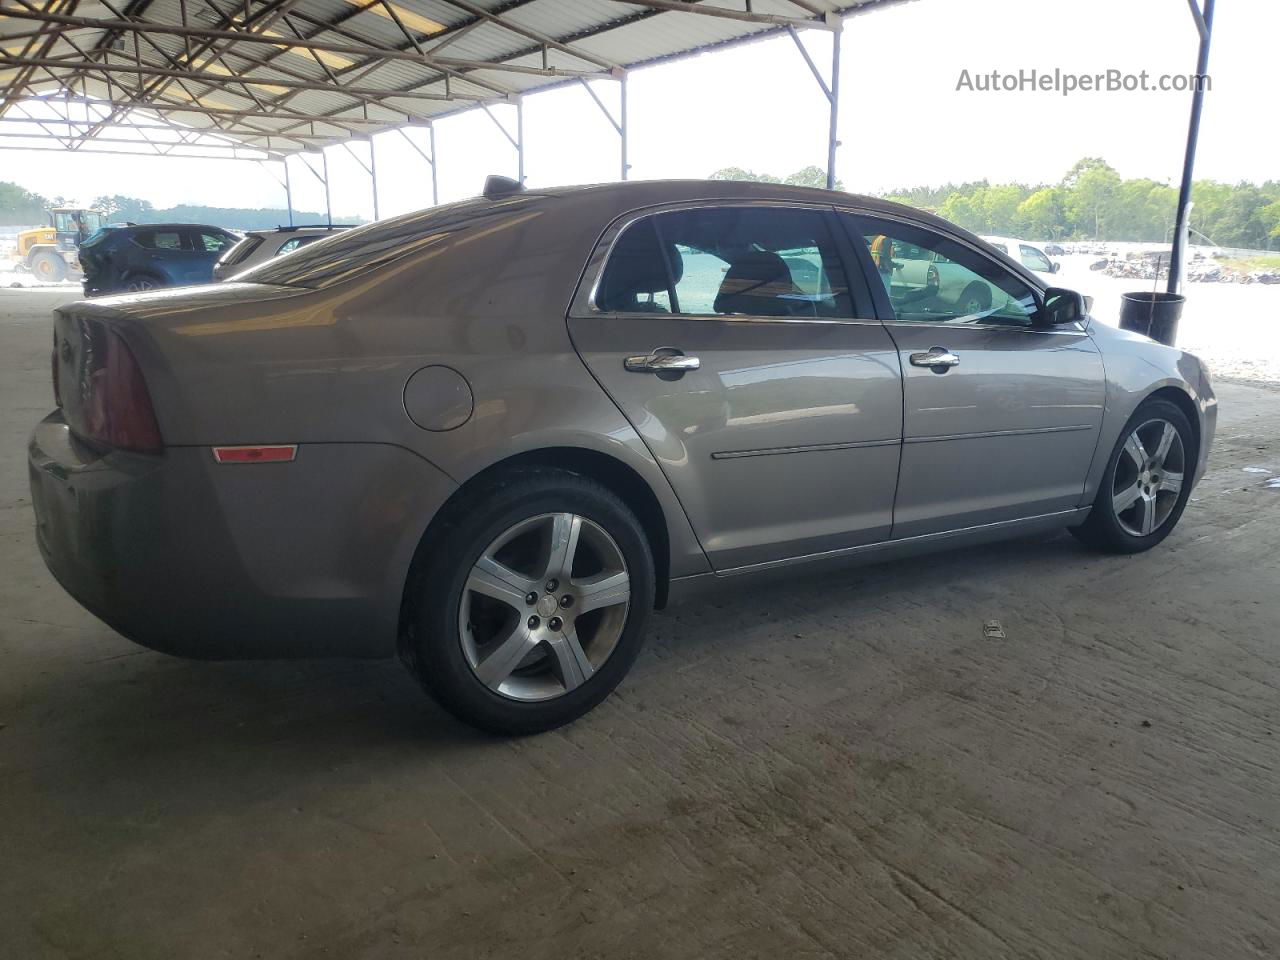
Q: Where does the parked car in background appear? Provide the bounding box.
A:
[79,223,238,296]
[30,178,1215,735]
[213,224,351,280]
[980,236,1061,275]
[1043,243,1066,256]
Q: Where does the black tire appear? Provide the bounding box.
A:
[401,467,655,735]
[1071,398,1196,554]
[30,250,67,283]
[957,282,991,315]
[125,273,162,292]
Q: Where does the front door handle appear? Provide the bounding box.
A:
[624,353,701,374]
[909,348,960,371]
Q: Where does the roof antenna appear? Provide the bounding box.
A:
[483,174,524,200]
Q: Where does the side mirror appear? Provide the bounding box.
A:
[1050,261,1060,273]
[1039,287,1086,326]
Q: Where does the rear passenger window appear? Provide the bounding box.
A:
[594,219,673,313]
[595,206,853,319]
[133,230,183,250]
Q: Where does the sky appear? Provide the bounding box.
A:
[2,0,1275,221]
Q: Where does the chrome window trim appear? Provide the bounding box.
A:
[577,199,862,324]
[881,320,1088,336]
[591,312,885,327]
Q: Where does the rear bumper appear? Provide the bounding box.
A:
[29,411,456,659]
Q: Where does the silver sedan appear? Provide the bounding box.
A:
[28,178,1216,733]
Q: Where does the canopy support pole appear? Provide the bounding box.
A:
[298,151,331,226]
[1168,0,1215,294]
[580,72,629,181]
[257,159,293,226]
[322,149,332,227]
[429,124,438,205]
[482,100,523,185]
[341,139,379,221]
[788,15,842,191]
[397,125,438,207]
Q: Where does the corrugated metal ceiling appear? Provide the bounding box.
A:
[0,0,908,157]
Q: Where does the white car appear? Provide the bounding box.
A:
[980,236,1061,276]
[213,225,350,280]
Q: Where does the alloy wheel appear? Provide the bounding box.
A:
[459,512,631,702]
[1111,418,1186,537]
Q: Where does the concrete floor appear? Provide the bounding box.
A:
[2,288,1278,960]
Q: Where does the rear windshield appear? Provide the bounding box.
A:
[233,196,540,289]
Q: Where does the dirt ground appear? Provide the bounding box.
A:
[2,288,1278,960]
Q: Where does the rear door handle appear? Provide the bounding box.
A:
[909,348,960,370]
[624,353,701,373]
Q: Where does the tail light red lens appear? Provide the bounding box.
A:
[68,321,163,453]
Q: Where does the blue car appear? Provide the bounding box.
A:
[79,223,239,296]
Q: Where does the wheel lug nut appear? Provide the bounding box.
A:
[548,617,563,631]
[528,615,540,629]
[560,594,573,608]
[525,592,538,605]
[546,579,558,592]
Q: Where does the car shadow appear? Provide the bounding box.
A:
[645,528,1091,656]
[6,530,1091,808]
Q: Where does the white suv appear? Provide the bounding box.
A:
[213,225,350,280]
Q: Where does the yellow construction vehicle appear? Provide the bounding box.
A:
[13,207,107,282]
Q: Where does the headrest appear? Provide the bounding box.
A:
[596,225,683,311]
[713,250,800,316]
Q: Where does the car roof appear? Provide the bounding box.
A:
[241,226,350,238]
[117,223,234,232]
[474,178,974,241]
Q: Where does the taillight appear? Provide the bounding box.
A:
[78,324,163,453]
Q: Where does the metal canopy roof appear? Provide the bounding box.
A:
[0,0,900,160]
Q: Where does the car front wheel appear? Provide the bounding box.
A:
[402,468,655,735]
[1071,398,1195,554]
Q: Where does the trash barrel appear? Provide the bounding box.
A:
[1119,291,1185,346]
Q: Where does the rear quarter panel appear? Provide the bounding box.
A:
[88,196,712,581]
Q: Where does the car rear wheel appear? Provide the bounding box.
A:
[125,273,160,292]
[1071,398,1195,554]
[402,468,655,735]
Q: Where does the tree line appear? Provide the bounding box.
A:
[711,158,1280,250]
[8,159,1279,248]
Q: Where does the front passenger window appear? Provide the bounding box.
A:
[850,216,1038,327]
